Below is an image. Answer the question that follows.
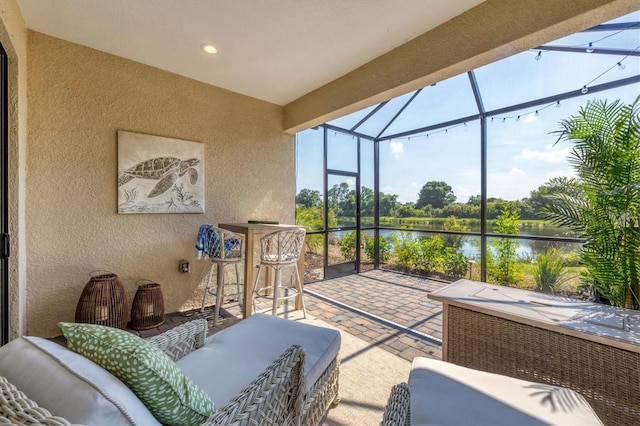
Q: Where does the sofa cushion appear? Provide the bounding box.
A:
[60,322,215,426]
[176,313,341,406]
[408,357,602,425]
[0,336,160,425]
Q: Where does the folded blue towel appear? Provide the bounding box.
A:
[195,224,241,259]
[195,224,214,259]
[210,230,240,257]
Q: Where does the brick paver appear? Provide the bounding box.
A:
[56,269,447,364]
[304,269,446,361]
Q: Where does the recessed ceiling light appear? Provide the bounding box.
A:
[201,43,217,55]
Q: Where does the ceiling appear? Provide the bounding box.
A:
[15,0,484,106]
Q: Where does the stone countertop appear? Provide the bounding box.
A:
[429,279,640,351]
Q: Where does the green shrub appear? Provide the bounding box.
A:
[338,230,357,261]
[490,208,521,284]
[443,249,468,277]
[364,236,392,263]
[533,248,565,293]
[390,232,445,273]
[562,250,581,267]
[391,232,420,268]
[417,237,445,273]
[442,216,469,251]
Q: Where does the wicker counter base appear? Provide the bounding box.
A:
[446,306,639,425]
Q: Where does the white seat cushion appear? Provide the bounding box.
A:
[0,336,160,425]
[176,313,341,406]
[408,357,602,425]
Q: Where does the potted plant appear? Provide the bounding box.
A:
[539,96,640,310]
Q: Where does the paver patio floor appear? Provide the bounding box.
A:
[115,269,448,363]
[304,269,447,361]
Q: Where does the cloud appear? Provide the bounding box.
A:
[455,186,479,203]
[514,147,571,164]
[541,168,577,182]
[389,140,404,157]
[508,167,526,176]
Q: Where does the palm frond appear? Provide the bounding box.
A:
[542,96,640,309]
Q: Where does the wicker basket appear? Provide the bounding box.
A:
[75,271,129,329]
[130,281,165,330]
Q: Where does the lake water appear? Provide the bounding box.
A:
[373,228,582,260]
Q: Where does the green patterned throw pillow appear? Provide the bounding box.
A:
[58,322,215,426]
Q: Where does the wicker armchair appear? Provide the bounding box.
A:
[148,319,305,426]
[0,376,71,426]
[380,383,411,426]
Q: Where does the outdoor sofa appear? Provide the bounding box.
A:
[0,313,341,425]
[381,357,603,426]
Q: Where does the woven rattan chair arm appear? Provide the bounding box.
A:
[147,318,207,361]
[204,344,306,426]
[380,382,411,426]
[0,376,71,426]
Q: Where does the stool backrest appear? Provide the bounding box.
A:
[259,228,306,264]
[204,227,244,260]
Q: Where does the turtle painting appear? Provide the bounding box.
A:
[118,157,200,198]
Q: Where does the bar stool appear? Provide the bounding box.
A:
[199,226,245,327]
[253,228,306,318]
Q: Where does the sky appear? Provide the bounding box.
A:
[296,12,640,205]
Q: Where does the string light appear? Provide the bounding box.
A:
[388,38,636,142]
[572,22,640,51]
[579,44,639,92]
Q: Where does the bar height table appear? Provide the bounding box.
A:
[219,223,305,319]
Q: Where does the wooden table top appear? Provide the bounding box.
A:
[219,223,302,233]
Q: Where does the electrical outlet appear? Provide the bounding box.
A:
[180,260,190,273]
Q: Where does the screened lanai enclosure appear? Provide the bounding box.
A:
[295,11,640,299]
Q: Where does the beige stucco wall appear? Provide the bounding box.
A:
[0,0,28,340]
[2,0,637,338]
[26,31,294,337]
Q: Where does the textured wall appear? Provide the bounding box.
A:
[26,31,294,337]
[0,0,28,339]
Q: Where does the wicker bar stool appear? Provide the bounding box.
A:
[253,228,306,318]
[198,226,245,327]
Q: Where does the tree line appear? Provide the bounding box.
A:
[296,176,580,220]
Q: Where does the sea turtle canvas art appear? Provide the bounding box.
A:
[117,131,204,214]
